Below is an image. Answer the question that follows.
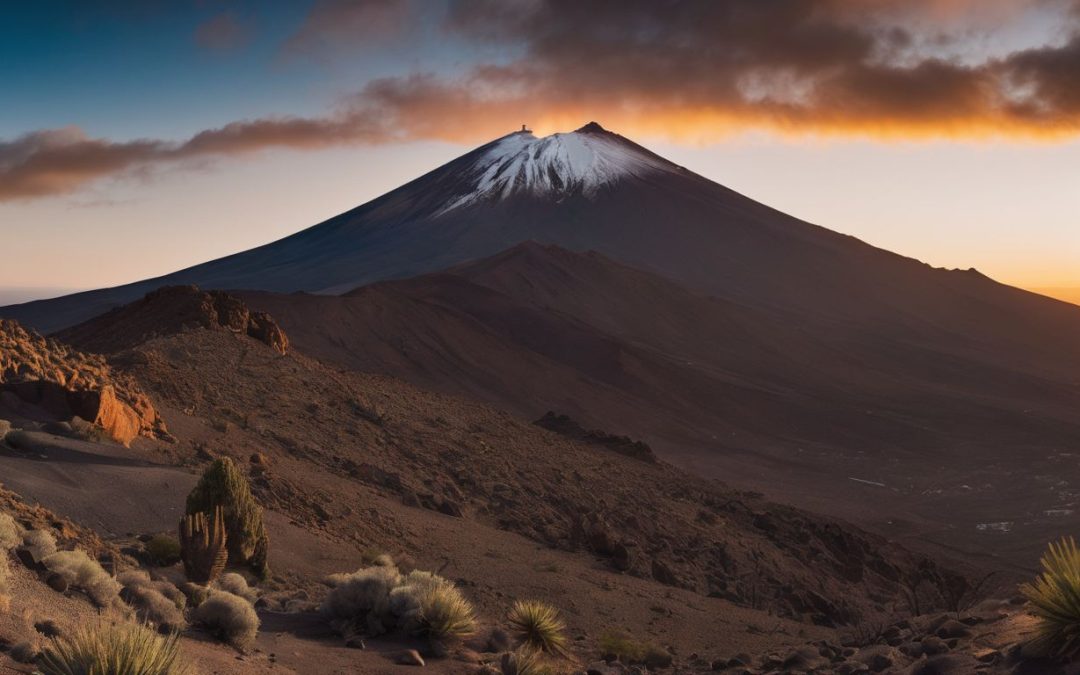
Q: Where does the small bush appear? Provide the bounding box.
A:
[42,550,121,607]
[322,564,402,637]
[1022,536,1080,659]
[499,647,549,675]
[186,457,269,577]
[213,572,258,605]
[0,512,22,550]
[194,590,260,648]
[119,571,186,632]
[507,600,567,655]
[178,581,209,609]
[145,534,182,566]
[324,564,475,641]
[21,528,58,562]
[37,621,188,675]
[598,631,671,667]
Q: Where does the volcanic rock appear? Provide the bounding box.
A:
[0,319,166,445]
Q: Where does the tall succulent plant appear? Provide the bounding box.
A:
[186,457,270,578]
[179,505,228,584]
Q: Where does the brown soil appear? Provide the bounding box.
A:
[236,242,1080,572]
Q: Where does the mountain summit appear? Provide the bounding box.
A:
[436,122,681,213]
[3,122,1078,334]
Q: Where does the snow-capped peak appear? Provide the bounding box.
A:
[437,123,677,214]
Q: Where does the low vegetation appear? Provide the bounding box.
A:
[178,507,228,584]
[323,562,402,637]
[145,534,182,566]
[409,575,477,640]
[0,512,21,550]
[118,571,187,633]
[1021,536,1080,659]
[193,589,260,649]
[42,549,121,608]
[323,561,476,641]
[21,528,58,562]
[598,631,672,668]
[507,600,567,655]
[213,572,258,605]
[37,621,189,675]
[499,647,549,675]
[185,457,269,578]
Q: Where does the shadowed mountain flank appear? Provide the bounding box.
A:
[238,243,1080,568]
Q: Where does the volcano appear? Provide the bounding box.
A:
[0,121,1039,333]
[14,122,1080,566]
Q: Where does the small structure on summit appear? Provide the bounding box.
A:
[521,123,531,133]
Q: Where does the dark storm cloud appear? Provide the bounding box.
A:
[6,0,1080,202]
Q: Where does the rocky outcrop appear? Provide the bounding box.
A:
[0,319,167,445]
[54,285,289,356]
[534,411,656,463]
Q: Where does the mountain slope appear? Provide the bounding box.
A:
[235,243,1080,568]
[4,122,1069,338]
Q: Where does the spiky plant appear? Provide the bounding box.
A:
[499,647,549,675]
[413,577,477,640]
[186,457,269,578]
[1021,537,1080,659]
[179,506,228,584]
[37,622,188,675]
[507,600,567,655]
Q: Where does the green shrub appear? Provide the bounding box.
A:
[42,550,121,608]
[186,457,269,578]
[507,600,566,655]
[37,621,188,675]
[145,534,181,566]
[194,590,260,648]
[1022,536,1080,658]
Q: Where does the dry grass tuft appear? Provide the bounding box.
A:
[323,564,402,637]
[1022,536,1080,659]
[21,528,57,562]
[499,647,551,675]
[37,621,188,675]
[507,600,567,655]
[213,572,258,605]
[42,550,121,608]
[0,512,22,550]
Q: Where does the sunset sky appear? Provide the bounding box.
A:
[2,0,1078,305]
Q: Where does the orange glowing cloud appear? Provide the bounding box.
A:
[5,0,1080,201]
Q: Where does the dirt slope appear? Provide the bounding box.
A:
[237,243,1080,570]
